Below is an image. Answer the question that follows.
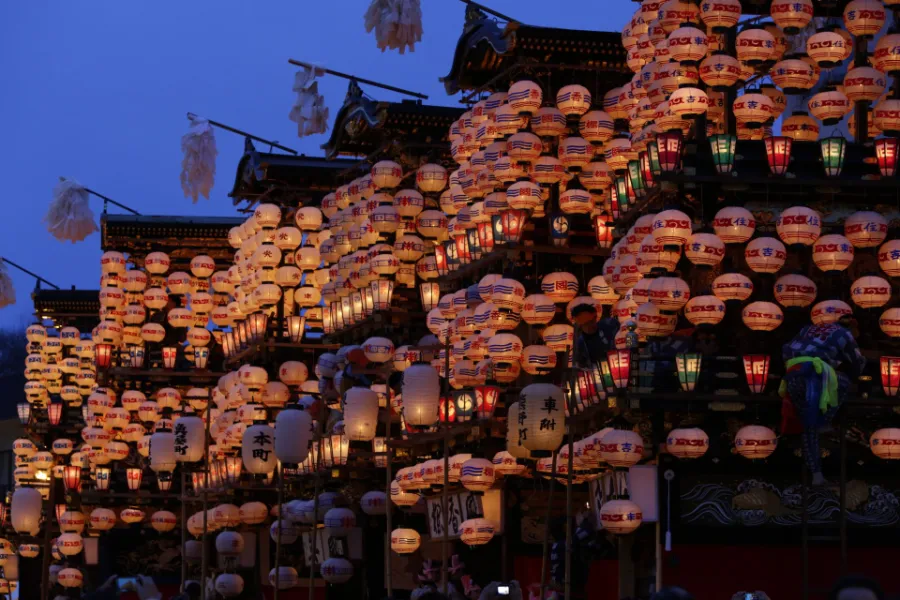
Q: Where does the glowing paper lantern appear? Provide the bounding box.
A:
[813,234,854,271]
[870,428,900,459]
[880,357,900,396]
[809,89,851,125]
[742,355,770,394]
[666,427,709,458]
[845,211,888,248]
[402,364,440,427]
[600,429,644,468]
[713,207,755,243]
[461,518,496,546]
[460,458,496,493]
[390,528,421,554]
[851,276,891,308]
[11,487,42,535]
[745,237,786,273]
[843,0,886,37]
[600,499,643,534]
[684,295,725,326]
[734,425,777,459]
[811,300,854,326]
[518,383,565,456]
[774,274,817,308]
[736,27,776,65]
[742,302,783,331]
[777,207,821,245]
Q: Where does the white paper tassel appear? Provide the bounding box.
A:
[0,260,15,309]
[365,0,422,55]
[180,117,218,202]
[45,179,98,243]
[289,68,329,138]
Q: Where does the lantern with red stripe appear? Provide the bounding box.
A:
[875,33,900,75]
[606,350,632,389]
[813,234,855,272]
[685,233,725,267]
[669,87,709,118]
[699,53,741,90]
[667,428,709,458]
[556,84,592,117]
[879,240,900,276]
[713,206,755,243]
[844,67,887,103]
[851,275,891,308]
[684,295,726,326]
[843,0,886,38]
[654,131,684,173]
[745,237,786,273]
[807,29,850,68]
[742,302,784,331]
[508,80,543,116]
[651,209,691,246]
[734,92,775,128]
[700,0,740,32]
[667,24,707,65]
[879,357,900,397]
[736,27,777,65]
[777,206,821,246]
[735,425,777,459]
[771,0,813,34]
[770,59,817,95]
[874,98,900,135]
[809,89,851,125]
[845,211,888,248]
[811,300,854,325]
[881,308,900,337]
[774,274,817,308]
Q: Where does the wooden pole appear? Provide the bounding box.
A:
[39,481,56,600]
[308,394,328,600]
[181,470,188,591]
[384,402,394,597]
[538,453,558,600]
[564,346,576,600]
[186,113,299,155]
[287,59,429,100]
[200,390,212,600]
[0,258,60,290]
[274,463,285,600]
[440,336,452,594]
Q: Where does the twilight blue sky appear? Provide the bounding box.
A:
[0,1,634,327]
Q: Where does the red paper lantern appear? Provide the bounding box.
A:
[126,467,143,491]
[764,136,792,175]
[880,356,900,397]
[742,355,770,393]
[655,131,684,172]
[63,465,82,493]
[875,137,900,177]
[607,350,631,389]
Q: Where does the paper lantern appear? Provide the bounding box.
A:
[521,294,557,325]
[242,424,276,475]
[870,428,900,459]
[648,277,690,311]
[371,161,402,189]
[745,237,786,273]
[151,510,177,533]
[323,507,356,536]
[713,207,755,243]
[774,274,817,307]
[402,364,440,427]
[600,429,644,468]
[742,302,783,331]
[734,425,777,459]
[844,67,887,104]
[700,0,740,30]
[651,209,691,246]
[579,111,615,145]
[777,206,822,246]
[531,107,567,139]
[667,25,708,64]
[518,384,565,456]
[712,273,753,302]
[11,488,42,535]
[542,272,579,304]
[667,427,709,458]
[90,508,116,531]
[851,276,891,308]
[120,508,145,524]
[460,518,496,546]
[809,89,851,125]
[685,233,725,267]
[669,86,709,118]
[782,112,820,142]
[269,567,299,590]
[843,0,886,37]
[58,568,84,588]
[275,406,312,464]
[508,80,543,115]
[684,295,726,326]
[736,27,777,65]
[390,528,421,554]
[239,502,268,525]
[813,234,854,271]
[699,53,741,90]
[875,137,900,177]
[845,211,888,248]
[360,491,387,516]
[18,544,39,558]
[811,300,854,325]
[215,573,245,598]
[807,30,849,67]
[269,519,298,544]
[600,499,643,534]
[771,0,813,33]
[321,558,355,584]
[491,278,526,313]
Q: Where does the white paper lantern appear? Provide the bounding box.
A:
[270,519,299,544]
[713,206,755,243]
[242,424,276,475]
[269,567,300,590]
[712,273,753,301]
[518,384,565,455]
[684,295,726,326]
[812,234,854,272]
[742,301,784,331]
[776,206,821,246]
[600,499,643,534]
[651,209,692,246]
[149,430,176,473]
[745,237,786,273]
[599,430,644,468]
[239,502,268,525]
[734,425,777,459]
[851,276,891,308]
[390,528,421,554]
[321,557,354,583]
[390,480,419,507]
[542,272,579,304]
[666,428,709,459]
[360,491,388,515]
[460,458,496,493]
[273,407,311,466]
[460,517,496,546]
[90,508,116,531]
[879,239,900,277]
[811,300,854,325]
[324,508,356,536]
[344,387,379,441]
[11,488,44,535]
[401,365,441,430]
[845,211,888,248]
[871,428,900,459]
[843,0,886,37]
[58,568,84,588]
[508,80,543,115]
[648,277,691,311]
[774,274,817,308]
[215,573,245,598]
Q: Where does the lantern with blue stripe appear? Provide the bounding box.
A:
[460,458,495,493]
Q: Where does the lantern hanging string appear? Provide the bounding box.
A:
[287,59,429,100]
[81,184,141,215]
[0,257,60,290]
[185,112,298,155]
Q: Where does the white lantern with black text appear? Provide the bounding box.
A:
[518,383,565,456]
[242,424,276,475]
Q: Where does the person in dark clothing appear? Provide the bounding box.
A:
[829,575,883,600]
[652,587,695,600]
[571,303,619,368]
[781,317,866,486]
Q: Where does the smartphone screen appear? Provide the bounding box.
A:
[498,585,510,595]
[117,578,137,591]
